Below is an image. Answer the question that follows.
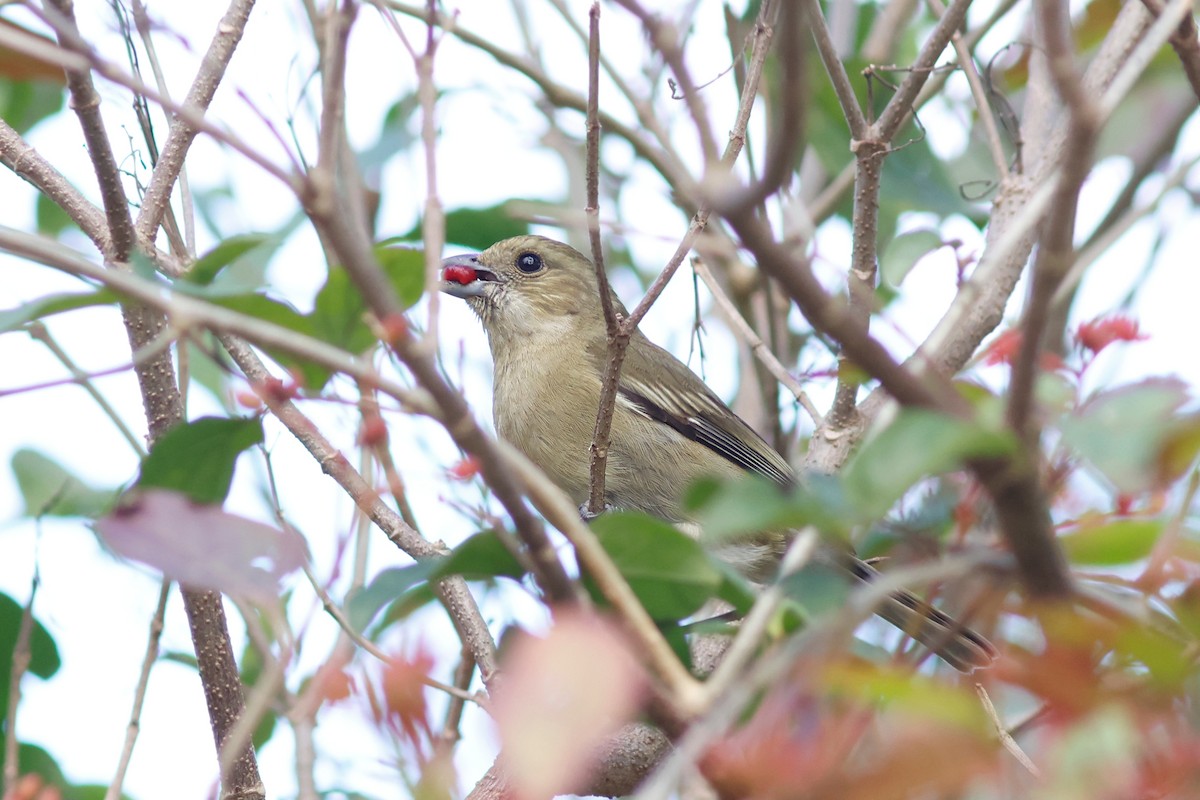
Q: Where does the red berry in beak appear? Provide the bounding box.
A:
[443,265,478,285]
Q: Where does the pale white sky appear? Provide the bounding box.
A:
[1,1,1198,798]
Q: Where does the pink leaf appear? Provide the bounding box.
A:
[95,489,306,603]
[492,611,647,800]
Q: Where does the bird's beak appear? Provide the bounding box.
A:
[441,253,502,299]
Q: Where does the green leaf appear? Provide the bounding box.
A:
[0,77,65,134]
[357,92,421,171]
[434,530,525,581]
[687,473,853,543]
[137,416,264,505]
[210,293,332,389]
[0,592,61,724]
[310,266,378,353]
[1059,379,1191,493]
[588,512,722,621]
[880,229,943,286]
[1059,518,1165,566]
[0,289,119,333]
[375,244,425,309]
[685,474,796,543]
[778,562,851,617]
[843,409,1015,518]
[401,202,532,252]
[182,233,275,289]
[348,561,441,631]
[35,192,75,236]
[10,449,115,518]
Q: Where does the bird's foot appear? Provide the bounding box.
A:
[578,501,617,522]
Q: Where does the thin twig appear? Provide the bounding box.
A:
[105,580,171,800]
[583,1,624,514]
[302,566,481,705]
[692,257,822,426]
[0,12,300,191]
[926,0,1009,179]
[220,335,500,686]
[975,683,1040,776]
[25,323,145,454]
[610,0,719,165]
[381,0,688,191]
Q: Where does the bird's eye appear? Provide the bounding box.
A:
[516,252,543,273]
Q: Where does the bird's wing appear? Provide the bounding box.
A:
[608,333,794,487]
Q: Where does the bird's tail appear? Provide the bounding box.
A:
[845,556,997,673]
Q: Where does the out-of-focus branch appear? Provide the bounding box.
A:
[692,256,822,425]
[381,0,688,190]
[610,0,719,166]
[1140,0,1200,101]
[3,9,300,190]
[1006,0,1101,444]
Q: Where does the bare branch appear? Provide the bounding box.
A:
[134,0,256,241]
[44,0,137,261]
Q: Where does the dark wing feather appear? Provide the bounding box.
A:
[613,332,794,487]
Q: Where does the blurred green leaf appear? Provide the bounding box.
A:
[0,593,61,724]
[1059,518,1165,566]
[183,335,234,409]
[402,202,532,252]
[0,289,119,333]
[137,416,263,505]
[0,77,65,134]
[587,512,722,620]
[182,233,276,290]
[348,561,441,631]
[35,192,75,236]
[358,92,421,172]
[1059,378,1191,493]
[778,562,852,617]
[11,449,115,518]
[881,229,942,286]
[843,409,1015,518]
[434,530,525,582]
[686,474,796,543]
[375,244,425,309]
[311,265,377,354]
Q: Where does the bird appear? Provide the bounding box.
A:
[441,234,995,672]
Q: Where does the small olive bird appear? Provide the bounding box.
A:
[442,235,995,671]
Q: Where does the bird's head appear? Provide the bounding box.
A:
[441,235,617,344]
